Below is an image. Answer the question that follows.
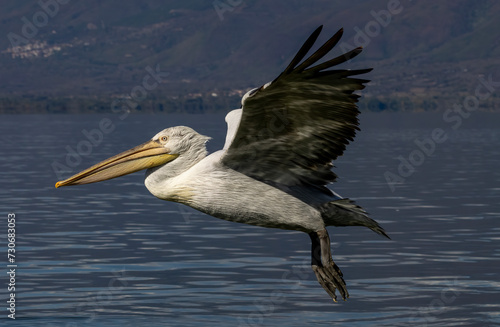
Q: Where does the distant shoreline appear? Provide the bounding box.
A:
[1,93,498,114]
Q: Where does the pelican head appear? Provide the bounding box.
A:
[55,126,210,188]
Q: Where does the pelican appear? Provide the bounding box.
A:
[55,26,389,302]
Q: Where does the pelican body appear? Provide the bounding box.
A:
[56,26,388,301]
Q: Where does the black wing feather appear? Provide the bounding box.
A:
[221,26,371,190]
[281,25,323,76]
[294,28,344,73]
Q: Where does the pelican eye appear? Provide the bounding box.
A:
[159,136,168,143]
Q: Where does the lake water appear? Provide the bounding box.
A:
[1,112,500,326]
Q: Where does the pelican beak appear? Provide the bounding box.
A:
[55,140,178,188]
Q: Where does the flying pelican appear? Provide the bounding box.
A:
[55,25,388,302]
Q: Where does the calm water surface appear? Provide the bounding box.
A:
[1,112,500,326]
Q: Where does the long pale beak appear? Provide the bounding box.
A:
[55,140,178,188]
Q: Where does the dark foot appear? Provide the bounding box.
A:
[309,229,349,301]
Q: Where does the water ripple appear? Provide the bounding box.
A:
[2,113,500,326]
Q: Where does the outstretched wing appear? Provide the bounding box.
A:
[221,26,371,191]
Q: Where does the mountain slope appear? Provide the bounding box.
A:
[0,0,499,112]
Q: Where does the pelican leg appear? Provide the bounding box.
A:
[309,229,349,302]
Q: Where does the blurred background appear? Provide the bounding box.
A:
[1,1,500,327]
[1,0,499,114]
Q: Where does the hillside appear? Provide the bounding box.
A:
[1,0,499,113]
